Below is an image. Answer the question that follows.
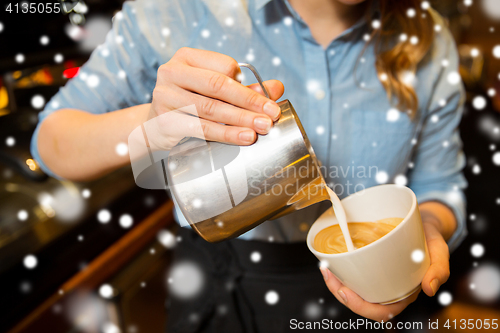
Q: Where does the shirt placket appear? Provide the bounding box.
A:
[293,28,332,171]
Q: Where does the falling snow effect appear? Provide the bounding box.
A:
[375,171,389,184]
[46,187,85,222]
[438,291,453,306]
[407,8,416,18]
[115,35,124,44]
[306,80,320,94]
[168,261,205,300]
[316,126,325,135]
[492,152,500,166]
[119,214,133,228]
[283,16,293,26]
[225,17,234,26]
[447,71,461,85]
[395,174,408,186]
[86,74,100,88]
[201,29,210,38]
[315,89,325,100]
[81,189,91,198]
[161,27,170,37]
[411,249,425,263]
[40,35,49,45]
[493,45,500,58]
[482,0,500,20]
[470,243,485,258]
[304,301,322,320]
[24,255,38,269]
[99,284,114,299]
[386,108,400,122]
[472,96,487,110]
[31,95,45,109]
[157,229,176,249]
[472,164,481,175]
[117,70,126,79]
[115,142,128,156]
[17,209,28,221]
[265,290,279,305]
[469,264,500,303]
[102,322,120,333]
[114,11,124,20]
[15,53,25,63]
[250,251,261,263]
[319,260,329,269]
[54,53,64,63]
[192,199,202,208]
[97,209,111,223]
[20,281,32,294]
[100,48,110,57]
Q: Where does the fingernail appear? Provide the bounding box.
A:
[430,279,439,296]
[320,267,329,281]
[254,117,272,133]
[239,130,255,143]
[338,289,347,304]
[263,101,280,120]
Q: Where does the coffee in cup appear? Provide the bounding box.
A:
[307,185,430,304]
[314,218,403,254]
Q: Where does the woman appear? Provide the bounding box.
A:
[32,0,467,331]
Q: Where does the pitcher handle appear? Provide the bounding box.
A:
[237,63,270,99]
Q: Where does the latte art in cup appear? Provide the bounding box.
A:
[307,185,430,304]
[313,218,404,254]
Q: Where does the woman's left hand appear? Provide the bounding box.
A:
[320,220,450,322]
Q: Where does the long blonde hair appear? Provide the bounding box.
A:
[369,0,435,119]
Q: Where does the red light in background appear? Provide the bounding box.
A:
[63,67,80,79]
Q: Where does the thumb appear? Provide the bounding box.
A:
[247,79,284,101]
[320,267,344,300]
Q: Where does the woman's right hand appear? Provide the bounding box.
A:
[144,47,284,151]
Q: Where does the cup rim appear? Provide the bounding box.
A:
[306,184,417,258]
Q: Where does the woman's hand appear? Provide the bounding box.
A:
[145,47,284,150]
[320,218,451,322]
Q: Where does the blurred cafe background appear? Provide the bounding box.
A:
[0,0,500,332]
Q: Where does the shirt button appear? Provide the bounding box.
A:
[315,89,325,100]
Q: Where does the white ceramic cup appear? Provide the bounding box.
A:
[307,184,430,304]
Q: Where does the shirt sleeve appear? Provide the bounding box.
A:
[30,1,159,178]
[408,25,468,253]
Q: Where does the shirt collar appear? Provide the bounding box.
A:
[255,0,273,10]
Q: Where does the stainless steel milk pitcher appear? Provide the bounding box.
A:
[166,64,329,242]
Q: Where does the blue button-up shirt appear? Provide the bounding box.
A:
[31,0,467,250]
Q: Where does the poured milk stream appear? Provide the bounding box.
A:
[325,186,355,252]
